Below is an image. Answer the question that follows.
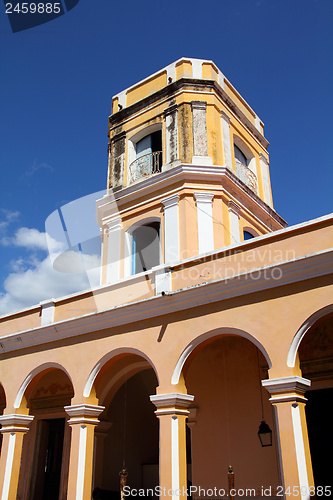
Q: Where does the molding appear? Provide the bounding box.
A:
[194,192,214,204]
[228,200,241,216]
[0,249,332,355]
[262,376,311,395]
[0,414,34,433]
[150,393,194,408]
[161,193,180,209]
[64,404,105,425]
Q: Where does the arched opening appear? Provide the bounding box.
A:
[233,137,258,194]
[182,335,279,495]
[0,384,6,453]
[128,126,163,184]
[91,353,159,497]
[298,311,333,489]
[17,367,74,500]
[124,219,161,276]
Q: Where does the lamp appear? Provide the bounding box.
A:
[258,420,272,447]
[256,350,273,447]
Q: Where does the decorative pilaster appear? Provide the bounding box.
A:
[162,194,180,262]
[259,153,273,207]
[65,404,105,500]
[191,101,212,165]
[164,104,179,168]
[194,192,214,254]
[262,376,314,500]
[221,111,233,170]
[105,217,122,284]
[0,414,34,500]
[228,200,241,244]
[150,393,194,499]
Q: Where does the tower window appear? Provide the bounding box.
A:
[129,131,162,183]
[234,144,248,166]
[243,230,255,240]
[132,221,160,274]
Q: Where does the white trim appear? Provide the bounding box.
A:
[84,347,159,399]
[287,304,333,368]
[291,404,310,499]
[150,393,194,409]
[194,192,214,254]
[171,416,179,500]
[1,249,332,355]
[221,111,232,170]
[0,414,34,433]
[1,432,16,500]
[106,217,122,284]
[172,328,272,385]
[40,299,56,326]
[259,153,272,207]
[228,200,241,244]
[191,59,203,79]
[76,425,87,500]
[162,194,180,262]
[14,362,73,409]
[262,376,311,395]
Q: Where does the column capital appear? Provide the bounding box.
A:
[0,414,34,433]
[105,216,122,233]
[164,103,178,116]
[262,376,311,404]
[150,393,194,416]
[64,404,105,425]
[221,110,231,124]
[228,200,241,216]
[259,152,268,165]
[161,194,180,209]
[194,192,214,204]
[191,100,207,111]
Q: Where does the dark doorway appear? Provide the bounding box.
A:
[305,388,333,489]
[31,418,65,500]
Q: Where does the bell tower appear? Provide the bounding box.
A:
[97,57,286,285]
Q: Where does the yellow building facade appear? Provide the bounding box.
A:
[0,58,332,500]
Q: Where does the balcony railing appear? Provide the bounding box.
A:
[235,160,258,194]
[129,151,162,184]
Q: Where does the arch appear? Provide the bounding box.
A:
[233,135,257,176]
[83,347,159,399]
[287,304,333,368]
[172,327,272,385]
[128,123,163,171]
[243,226,259,239]
[124,217,161,277]
[14,362,74,409]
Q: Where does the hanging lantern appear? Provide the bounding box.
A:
[258,420,272,447]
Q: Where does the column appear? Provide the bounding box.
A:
[191,101,212,165]
[194,192,214,254]
[221,111,233,170]
[259,153,273,207]
[228,200,241,244]
[106,217,122,284]
[150,393,194,499]
[65,404,105,500]
[164,104,179,168]
[162,195,180,262]
[0,414,34,500]
[262,376,314,500]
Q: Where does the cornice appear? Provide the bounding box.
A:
[0,248,331,356]
[97,164,286,229]
[109,78,268,149]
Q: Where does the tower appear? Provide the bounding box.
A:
[97,57,286,286]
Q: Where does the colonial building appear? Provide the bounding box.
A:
[0,58,332,500]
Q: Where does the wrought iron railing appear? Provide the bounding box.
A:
[235,160,258,194]
[129,151,162,183]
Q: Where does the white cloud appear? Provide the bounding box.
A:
[0,227,101,316]
[0,209,20,233]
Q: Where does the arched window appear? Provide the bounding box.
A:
[129,129,162,183]
[243,230,255,241]
[234,144,248,166]
[131,221,160,274]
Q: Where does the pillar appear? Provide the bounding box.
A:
[262,376,314,500]
[164,104,179,168]
[194,192,214,254]
[106,217,122,284]
[228,200,241,244]
[0,414,34,500]
[221,111,232,170]
[259,153,273,207]
[65,404,105,500]
[191,101,212,165]
[162,195,180,262]
[150,393,194,499]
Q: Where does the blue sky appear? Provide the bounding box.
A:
[0,0,332,315]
